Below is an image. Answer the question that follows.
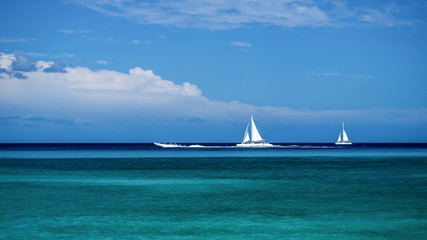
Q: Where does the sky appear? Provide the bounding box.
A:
[1,0,427,143]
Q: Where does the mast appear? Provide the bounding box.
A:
[342,122,344,142]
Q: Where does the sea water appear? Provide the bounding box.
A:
[0,143,426,239]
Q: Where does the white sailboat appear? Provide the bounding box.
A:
[335,122,352,145]
[236,115,273,147]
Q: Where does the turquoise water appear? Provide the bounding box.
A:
[1,144,426,239]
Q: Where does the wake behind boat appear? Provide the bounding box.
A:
[236,115,273,148]
[335,122,352,145]
[154,142,186,148]
[188,144,204,148]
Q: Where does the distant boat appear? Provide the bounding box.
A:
[335,122,352,145]
[236,115,273,148]
[154,142,186,148]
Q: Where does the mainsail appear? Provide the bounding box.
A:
[250,116,263,142]
[342,129,349,142]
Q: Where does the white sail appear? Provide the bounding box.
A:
[335,121,352,145]
[342,129,349,142]
[242,123,250,143]
[250,115,263,142]
[236,115,273,147]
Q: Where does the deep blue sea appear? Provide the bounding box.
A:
[1,143,426,239]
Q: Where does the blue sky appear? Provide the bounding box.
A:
[1,0,427,142]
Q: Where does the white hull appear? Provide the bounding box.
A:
[335,141,352,145]
[154,142,185,148]
[236,142,274,148]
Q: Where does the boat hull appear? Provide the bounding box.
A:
[335,142,352,145]
[236,142,274,148]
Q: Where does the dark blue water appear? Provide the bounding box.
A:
[1,143,427,158]
[1,143,426,239]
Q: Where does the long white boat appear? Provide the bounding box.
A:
[236,115,273,148]
[335,122,352,145]
[154,142,186,148]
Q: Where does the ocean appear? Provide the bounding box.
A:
[0,143,426,239]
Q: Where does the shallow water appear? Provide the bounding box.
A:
[0,144,426,239]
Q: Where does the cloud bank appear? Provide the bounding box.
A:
[72,0,411,30]
[0,52,201,97]
[1,51,427,142]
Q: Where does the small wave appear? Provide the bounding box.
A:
[156,143,335,149]
[188,145,205,148]
[183,144,335,149]
[273,145,335,149]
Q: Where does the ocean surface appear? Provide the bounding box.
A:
[1,143,426,239]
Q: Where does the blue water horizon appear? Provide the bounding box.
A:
[1,143,426,239]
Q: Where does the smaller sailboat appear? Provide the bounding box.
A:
[236,115,273,147]
[335,122,352,145]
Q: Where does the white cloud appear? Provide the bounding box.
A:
[20,52,49,57]
[96,60,108,64]
[1,52,202,109]
[0,53,16,71]
[16,65,202,96]
[72,0,411,29]
[59,29,91,34]
[1,52,426,131]
[230,41,251,48]
[129,40,141,45]
[129,40,152,45]
[311,72,373,79]
[63,53,75,58]
[358,4,411,27]
[17,52,74,58]
[74,0,331,29]
[35,60,54,70]
[0,38,37,43]
[314,72,342,77]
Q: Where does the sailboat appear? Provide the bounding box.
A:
[335,122,352,145]
[236,115,273,147]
